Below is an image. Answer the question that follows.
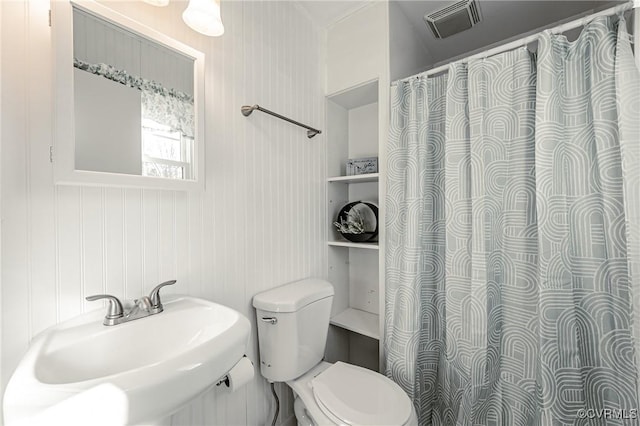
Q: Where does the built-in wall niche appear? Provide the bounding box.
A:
[326,79,383,372]
[52,0,205,190]
[327,80,379,178]
[326,326,379,372]
[327,80,379,248]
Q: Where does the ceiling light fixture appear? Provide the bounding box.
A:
[183,0,225,37]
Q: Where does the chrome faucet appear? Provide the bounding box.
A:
[86,280,177,326]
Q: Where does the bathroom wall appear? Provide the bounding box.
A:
[388,1,432,82]
[325,2,388,95]
[0,0,326,424]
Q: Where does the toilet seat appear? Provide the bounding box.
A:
[310,362,412,425]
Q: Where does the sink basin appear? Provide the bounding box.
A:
[3,296,251,425]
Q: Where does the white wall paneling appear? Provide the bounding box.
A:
[1,1,326,424]
[326,2,388,95]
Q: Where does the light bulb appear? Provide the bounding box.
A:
[182,0,224,37]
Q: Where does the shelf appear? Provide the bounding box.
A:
[331,308,379,340]
[327,79,378,109]
[328,241,379,250]
[327,173,379,184]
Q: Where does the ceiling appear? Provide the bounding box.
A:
[394,0,625,66]
[297,0,625,68]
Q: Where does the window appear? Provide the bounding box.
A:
[141,118,194,180]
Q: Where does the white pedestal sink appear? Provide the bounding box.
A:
[3,296,252,425]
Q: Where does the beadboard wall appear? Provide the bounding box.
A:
[0,1,326,424]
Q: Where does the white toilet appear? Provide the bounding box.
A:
[253,278,417,426]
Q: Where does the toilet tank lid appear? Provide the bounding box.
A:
[253,279,334,313]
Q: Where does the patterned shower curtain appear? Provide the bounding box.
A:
[385,16,640,425]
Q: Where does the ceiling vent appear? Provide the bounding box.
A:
[424,0,481,39]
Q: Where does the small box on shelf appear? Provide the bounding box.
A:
[346,157,378,176]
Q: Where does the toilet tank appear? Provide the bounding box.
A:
[252,279,334,382]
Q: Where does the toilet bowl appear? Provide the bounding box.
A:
[252,279,417,426]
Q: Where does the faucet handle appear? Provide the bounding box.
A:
[86,294,124,325]
[148,280,176,313]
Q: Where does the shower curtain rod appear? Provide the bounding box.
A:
[240,104,322,138]
[394,1,636,85]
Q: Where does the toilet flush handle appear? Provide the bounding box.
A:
[261,317,278,325]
